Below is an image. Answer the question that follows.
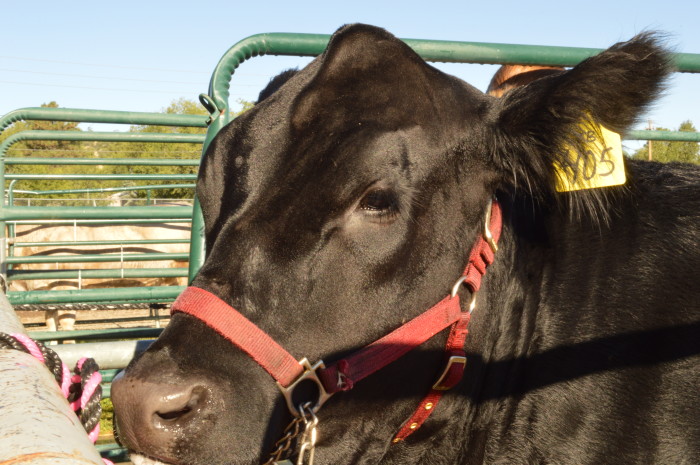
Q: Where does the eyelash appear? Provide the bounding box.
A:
[358,189,400,221]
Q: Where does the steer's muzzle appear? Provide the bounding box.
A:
[111,370,213,462]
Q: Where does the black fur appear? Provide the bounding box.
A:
[491,32,672,224]
[112,24,699,465]
[256,68,298,103]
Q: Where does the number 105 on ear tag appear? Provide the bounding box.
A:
[554,122,626,192]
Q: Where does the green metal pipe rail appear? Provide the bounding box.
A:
[29,326,163,341]
[7,268,187,282]
[10,218,191,225]
[6,173,196,182]
[626,130,700,142]
[100,369,122,398]
[98,444,129,463]
[11,184,195,198]
[11,238,189,247]
[5,252,188,265]
[0,130,203,201]
[0,205,191,221]
[0,107,208,133]
[5,158,200,166]
[0,130,204,153]
[7,285,184,306]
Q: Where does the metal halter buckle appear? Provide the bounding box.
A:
[276,358,333,417]
[450,198,497,306]
[450,276,478,313]
[432,355,468,390]
[483,198,499,254]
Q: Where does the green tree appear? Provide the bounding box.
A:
[3,102,85,199]
[96,98,254,200]
[632,120,699,164]
[129,97,209,135]
[2,98,255,204]
[0,101,81,150]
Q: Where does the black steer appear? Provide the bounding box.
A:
[112,24,699,465]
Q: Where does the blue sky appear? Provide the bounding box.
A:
[2,0,699,147]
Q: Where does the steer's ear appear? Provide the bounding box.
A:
[291,24,462,132]
[491,32,672,218]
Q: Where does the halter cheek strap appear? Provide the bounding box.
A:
[394,198,501,441]
[171,199,502,440]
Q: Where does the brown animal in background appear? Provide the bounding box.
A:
[486,64,565,97]
[9,222,190,333]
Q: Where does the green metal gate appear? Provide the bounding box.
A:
[1,32,699,464]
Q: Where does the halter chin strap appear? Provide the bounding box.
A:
[171,199,502,438]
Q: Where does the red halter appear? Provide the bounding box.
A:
[171,199,502,440]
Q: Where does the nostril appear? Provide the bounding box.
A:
[153,386,208,426]
[112,372,217,453]
[156,405,192,421]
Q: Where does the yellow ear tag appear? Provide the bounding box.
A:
[554,122,626,192]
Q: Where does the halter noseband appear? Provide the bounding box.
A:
[171,198,502,441]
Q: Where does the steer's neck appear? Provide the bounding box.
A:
[450,196,557,463]
[443,188,652,463]
[376,196,553,464]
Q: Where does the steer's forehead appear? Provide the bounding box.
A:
[197,59,323,237]
[198,25,492,239]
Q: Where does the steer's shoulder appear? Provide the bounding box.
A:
[625,159,700,206]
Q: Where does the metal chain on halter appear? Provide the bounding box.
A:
[263,415,305,465]
[0,331,111,464]
[296,406,319,465]
[263,402,319,465]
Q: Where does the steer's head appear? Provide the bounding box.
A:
[112,24,669,465]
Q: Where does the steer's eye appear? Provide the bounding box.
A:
[358,188,399,221]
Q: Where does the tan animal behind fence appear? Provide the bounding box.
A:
[486,64,565,97]
[8,221,190,332]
